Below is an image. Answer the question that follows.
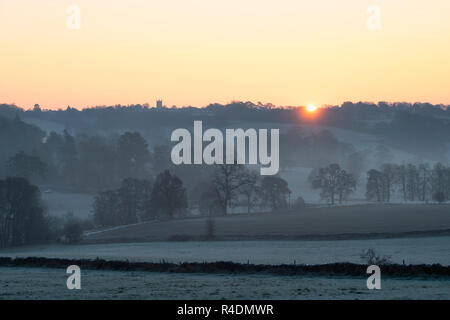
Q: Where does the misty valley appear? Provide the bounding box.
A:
[1,101,450,300]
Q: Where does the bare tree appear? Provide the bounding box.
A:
[310,164,355,204]
[151,170,187,219]
[259,176,291,211]
[212,164,251,215]
[239,170,260,214]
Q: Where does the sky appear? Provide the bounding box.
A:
[1,0,450,109]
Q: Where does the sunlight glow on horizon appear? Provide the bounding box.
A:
[1,0,450,110]
[306,104,318,112]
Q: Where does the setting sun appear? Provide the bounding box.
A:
[306,104,318,112]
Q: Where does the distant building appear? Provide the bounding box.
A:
[156,100,163,109]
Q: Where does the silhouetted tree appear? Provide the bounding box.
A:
[293,196,306,210]
[93,178,153,227]
[117,132,150,179]
[152,145,173,174]
[336,170,356,204]
[117,177,153,222]
[418,163,431,201]
[93,190,120,227]
[0,177,50,248]
[151,170,187,219]
[259,176,291,211]
[380,163,396,202]
[366,169,383,202]
[238,170,260,214]
[212,164,251,215]
[63,212,84,244]
[196,182,223,217]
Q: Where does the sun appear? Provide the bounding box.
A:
[306,104,318,112]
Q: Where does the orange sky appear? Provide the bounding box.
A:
[1,0,450,109]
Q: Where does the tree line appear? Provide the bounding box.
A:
[366,162,450,203]
[93,165,293,228]
[310,162,450,204]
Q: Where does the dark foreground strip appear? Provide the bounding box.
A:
[0,256,449,278]
[0,300,447,319]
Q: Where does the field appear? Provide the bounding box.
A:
[1,267,449,299]
[41,190,94,219]
[2,204,450,300]
[84,204,450,242]
[1,236,450,265]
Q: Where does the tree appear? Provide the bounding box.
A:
[117,132,150,179]
[63,212,84,244]
[259,176,291,211]
[336,170,356,204]
[6,151,47,181]
[292,196,306,210]
[117,177,153,222]
[238,170,260,214]
[195,182,223,217]
[151,170,187,219]
[380,163,396,202]
[431,163,448,202]
[93,178,153,227]
[310,164,355,204]
[0,177,50,248]
[418,163,431,202]
[212,164,251,215]
[396,164,407,201]
[60,130,78,185]
[93,190,119,227]
[152,145,173,174]
[366,169,383,202]
[405,163,419,201]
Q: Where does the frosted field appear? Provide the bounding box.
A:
[41,191,94,218]
[1,237,449,266]
[1,267,449,299]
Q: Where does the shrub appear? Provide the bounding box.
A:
[293,196,306,210]
[360,248,392,265]
[433,191,445,204]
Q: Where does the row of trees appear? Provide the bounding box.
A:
[194,165,292,216]
[310,162,450,204]
[93,171,187,227]
[93,165,293,228]
[366,162,450,203]
[0,177,50,247]
[5,129,153,190]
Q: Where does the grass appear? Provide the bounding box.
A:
[84,204,450,243]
